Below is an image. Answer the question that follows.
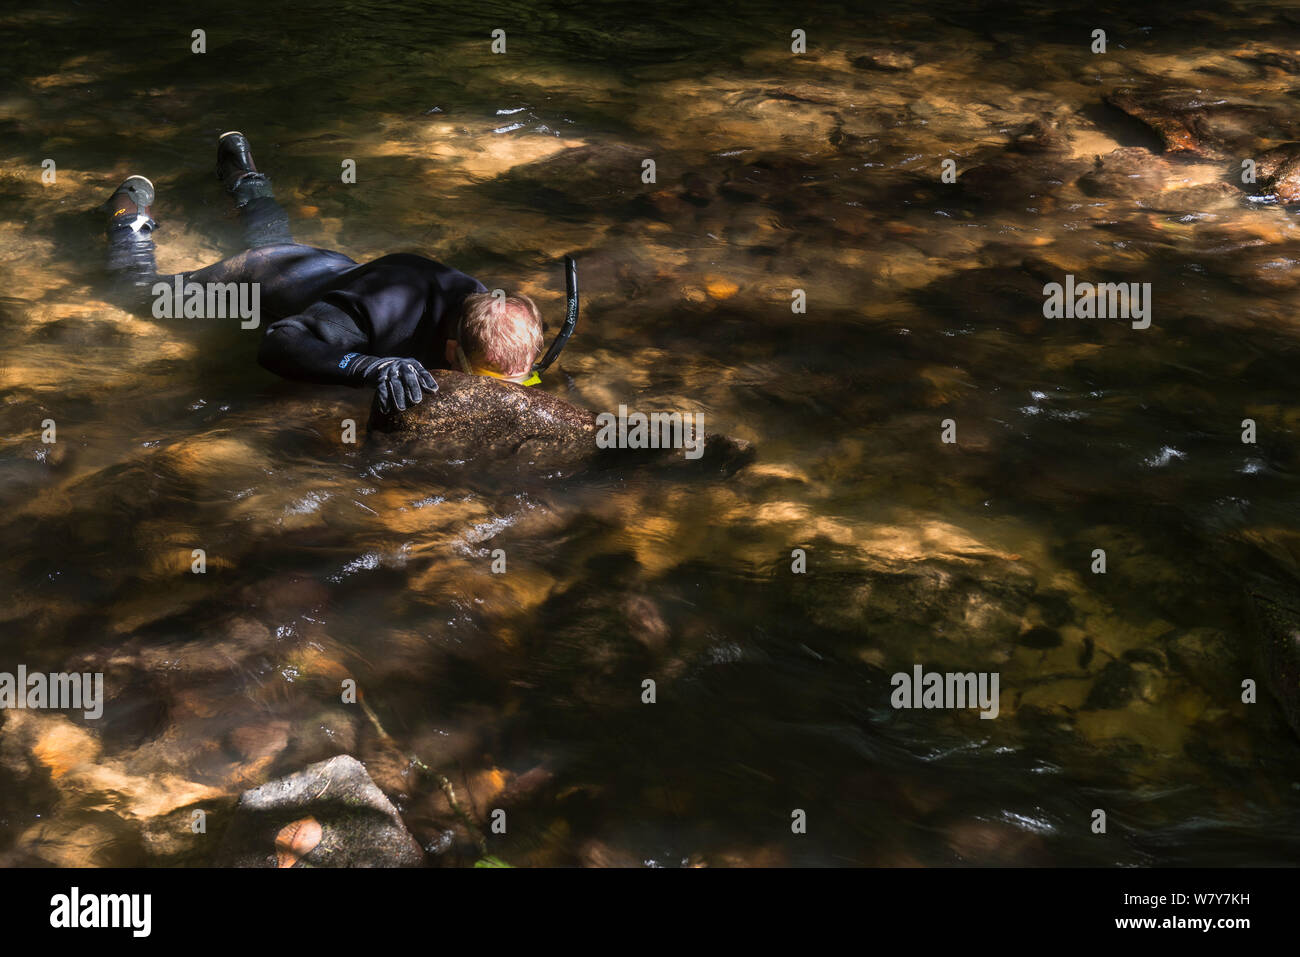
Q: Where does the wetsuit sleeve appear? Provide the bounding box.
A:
[257,257,484,383]
[258,300,372,385]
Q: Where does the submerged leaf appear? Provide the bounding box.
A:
[275,816,323,868]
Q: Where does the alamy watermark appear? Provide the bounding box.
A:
[151,277,260,328]
[50,887,150,937]
[1042,274,1150,329]
[890,664,1000,719]
[0,666,104,719]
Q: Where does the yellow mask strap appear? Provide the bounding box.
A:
[456,344,540,386]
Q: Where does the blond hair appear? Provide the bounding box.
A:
[458,293,544,376]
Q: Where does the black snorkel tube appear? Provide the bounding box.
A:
[532,255,578,377]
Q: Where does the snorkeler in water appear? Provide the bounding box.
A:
[103,132,577,413]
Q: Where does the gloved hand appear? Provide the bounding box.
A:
[342,354,437,413]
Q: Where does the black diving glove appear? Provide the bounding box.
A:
[342,354,438,413]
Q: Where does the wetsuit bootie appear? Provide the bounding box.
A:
[216,131,274,206]
[105,175,156,236]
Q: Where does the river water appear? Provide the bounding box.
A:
[1,0,1299,866]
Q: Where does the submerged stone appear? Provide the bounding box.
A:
[955,126,1087,209]
[217,754,423,867]
[1165,628,1236,691]
[1077,147,1171,199]
[369,369,598,464]
[1017,626,1063,649]
[1083,660,1138,710]
[1245,581,1300,740]
[1251,142,1300,203]
[1102,89,1262,159]
[1200,240,1300,292]
[850,48,915,72]
[369,369,753,473]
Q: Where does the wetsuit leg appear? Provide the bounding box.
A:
[216,131,296,249]
[104,177,161,311]
[104,150,356,318]
[227,174,296,248]
[183,245,357,316]
[201,157,358,308]
[105,223,161,307]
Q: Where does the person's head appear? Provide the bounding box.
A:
[450,292,544,384]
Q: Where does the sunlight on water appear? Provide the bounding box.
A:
[0,0,1298,866]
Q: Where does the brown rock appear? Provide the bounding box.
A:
[851,49,915,72]
[1103,88,1263,160]
[370,369,753,474]
[1253,142,1300,202]
[1077,147,1171,199]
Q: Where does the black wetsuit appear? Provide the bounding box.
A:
[106,178,486,386]
[255,252,486,385]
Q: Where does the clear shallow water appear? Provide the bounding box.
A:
[1,0,1299,865]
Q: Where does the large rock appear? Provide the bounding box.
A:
[1077,147,1172,199]
[1102,88,1263,159]
[1245,580,1300,740]
[369,369,753,474]
[1251,141,1300,203]
[217,755,423,867]
[370,369,598,464]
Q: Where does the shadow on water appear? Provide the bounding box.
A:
[1,0,1300,865]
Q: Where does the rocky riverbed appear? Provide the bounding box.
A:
[1,2,1300,865]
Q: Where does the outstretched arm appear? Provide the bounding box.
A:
[259,301,370,385]
[258,301,436,411]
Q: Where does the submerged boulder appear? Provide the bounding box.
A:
[217,755,423,867]
[955,119,1088,209]
[369,369,753,473]
[369,369,598,462]
[849,47,916,72]
[1102,89,1261,159]
[1077,147,1172,199]
[1251,142,1300,203]
[1245,580,1300,740]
